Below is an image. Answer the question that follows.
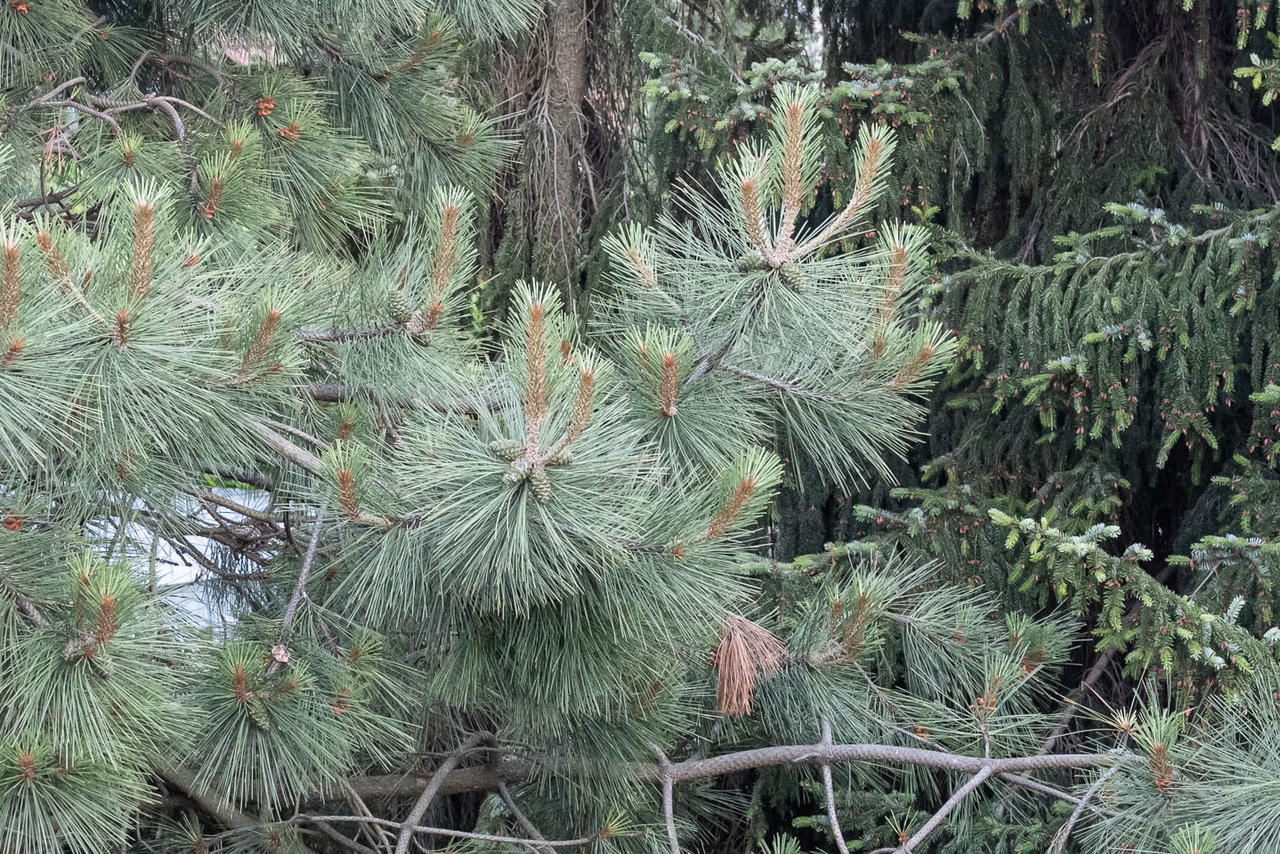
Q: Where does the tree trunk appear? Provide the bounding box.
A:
[531,0,587,307]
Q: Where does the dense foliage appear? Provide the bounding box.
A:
[1,1,1279,853]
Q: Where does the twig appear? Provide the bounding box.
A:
[266,510,326,677]
[265,418,329,450]
[0,565,51,626]
[1048,766,1120,854]
[496,781,553,853]
[248,420,326,474]
[897,765,993,852]
[341,778,396,853]
[1040,649,1115,754]
[297,325,402,342]
[394,732,493,854]
[819,719,850,854]
[312,819,381,854]
[298,815,631,848]
[650,744,680,854]
[977,9,1025,45]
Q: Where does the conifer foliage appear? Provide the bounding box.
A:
[4,2,1280,854]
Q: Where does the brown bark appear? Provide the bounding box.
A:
[531,0,587,306]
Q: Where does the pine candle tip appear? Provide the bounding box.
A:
[2,337,24,366]
[706,476,757,539]
[658,350,679,417]
[113,309,131,347]
[337,467,360,518]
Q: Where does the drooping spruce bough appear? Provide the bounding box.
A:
[2,2,1280,854]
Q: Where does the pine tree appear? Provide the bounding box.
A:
[4,3,1280,854]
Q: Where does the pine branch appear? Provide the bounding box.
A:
[158,766,255,831]
[0,564,50,626]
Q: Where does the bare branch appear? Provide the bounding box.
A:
[248,420,325,474]
[650,743,680,854]
[266,510,326,677]
[298,814,630,849]
[394,732,493,854]
[496,781,553,853]
[1049,766,1120,854]
[819,719,850,854]
[158,766,255,830]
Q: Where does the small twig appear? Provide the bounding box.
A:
[0,565,51,626]
[265,418,329,450]
[897,765,993,852]
[1048,766,1120,854]
[496,781,553,853]
[266,510,326,677]
[249,420,326,474]
[394,732,493,854]
[341,779,396,853]
[650,744,680,854]
[819,719,850,854]
[312,819,380,854]
[297,325,402,343]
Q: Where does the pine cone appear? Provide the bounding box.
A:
[736,251,771,273]
[503,456,532,486]
[489,439,525,461]
[778,263,803,291]
[545,447,574,466]
[529,467,552,504]
[247,695,272,730]
[386,289,413,324]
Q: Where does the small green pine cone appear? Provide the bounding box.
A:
[503,456,532,486]
[736,252,771,273]
[778,263,803,291]
[545,447,574,466]
[247,694,272,730]
[529,467,552,503]
[386,289,413,324]
[489,439,526,461]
